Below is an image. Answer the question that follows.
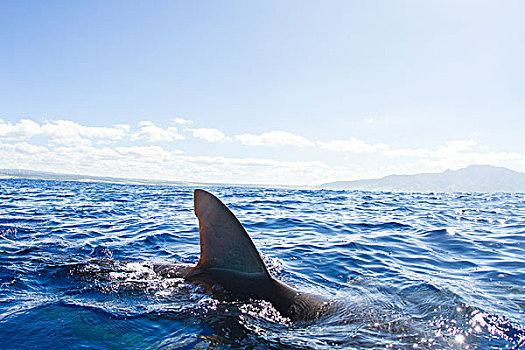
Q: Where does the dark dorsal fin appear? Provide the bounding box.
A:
[190,189,270,277]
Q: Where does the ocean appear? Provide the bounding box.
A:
[0,179,524,349]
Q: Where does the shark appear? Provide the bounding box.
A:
[178,189,333,321]
[70,189,333,321]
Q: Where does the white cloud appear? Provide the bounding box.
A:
[188,128,231,143]
[14,142,49,155]
[39,120,128,147]
[114,124,131,132]
[315,136,525,179]
[171,155,334,185]
[131,121,184,142]
[1,118,186,145]
[115,145,183,159]
[235,130,315,147]
[1,141,49,155]
[2,117,525,185]
[436,139,477,154]
[1,140,336,185]
[0,119,130,146]
[173,118,194,125]
[383,147,432,158]
[45,143,186,176]
[317,137,483,162]
[179,155,325,168]
[42,120,128,140]
[0,118,41,140]
[0,140,53,171]
[318,137,389,153]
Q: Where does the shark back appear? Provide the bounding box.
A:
[189,189,271,278]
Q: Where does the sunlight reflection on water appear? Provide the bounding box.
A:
[0,179,524,349]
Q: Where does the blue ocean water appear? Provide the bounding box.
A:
[0,179,524,349]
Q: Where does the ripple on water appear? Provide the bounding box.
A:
[0,179,524,349]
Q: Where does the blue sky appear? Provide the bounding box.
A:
[1,1,524,185]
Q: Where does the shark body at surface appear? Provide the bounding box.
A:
[179,189,334,321]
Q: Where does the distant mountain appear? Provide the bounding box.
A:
[3,166,525,193]
[0,169,192,186]
[319,165,525,193]
[0,169,290,189]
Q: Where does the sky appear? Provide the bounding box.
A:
[1,1,524,185]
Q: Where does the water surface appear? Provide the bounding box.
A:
[0,179,524,349]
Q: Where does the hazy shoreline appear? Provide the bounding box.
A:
[3,165,525,193]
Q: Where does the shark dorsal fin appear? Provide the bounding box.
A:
[191,189,270,277]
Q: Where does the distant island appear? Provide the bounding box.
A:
[0,169,192,186]
[319,165,525,193]
[2,165,525,193]
[0,169,287,189]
